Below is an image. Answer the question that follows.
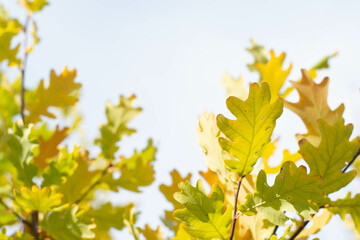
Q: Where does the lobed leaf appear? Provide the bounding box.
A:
[299,116,358,194]
[173,180,232,240]
[217,82,283,175]
[240,161,323,226]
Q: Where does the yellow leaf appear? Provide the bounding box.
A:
[285,69,344,146]
[19,0,49,13]
[26,67,81,123]
[220,73,248,100]
[255,50,292,103]
[262,140,302,174]
[13,185,62,212]
[196,111,233,180]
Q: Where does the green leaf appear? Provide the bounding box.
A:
[0,201,17,227]
[217,82,283,175]
[84,202,134,240]
[13,185,62,211]
[173,180,232,240]
[299,116,358,194]
[246,39,268,72]
[41,205,95,240]
[119,138,156,168]
[42,147,78,187]
[95,95,141,160]
[311,52,338,70]
[327,193,360,234]
[240,161,323,226]
[6,121,38,187]
[103,139,156,192]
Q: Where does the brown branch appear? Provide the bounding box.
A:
[20,15,31,123]
[271,225,279,238]
[0,198,32,228]
[229,174,244,240]
[31,211,39,240]
[74,163,113,204]
[289,220,309,240]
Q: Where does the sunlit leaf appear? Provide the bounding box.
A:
[240,161,323,225]
[217,82,283,175]
[173,180,232,240]
[13,185,62,211]
[41,205,95,240]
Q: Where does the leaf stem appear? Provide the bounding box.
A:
[289,220,309,240]
[271,225,279,237]
[20,14,31,123]
[229,174,244,240]
[0,198,32,228]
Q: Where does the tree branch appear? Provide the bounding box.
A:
[229,174,244,240]
[20,14,31,123]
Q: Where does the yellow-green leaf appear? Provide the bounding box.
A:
[95,95,141,160]
[327,193,360,235]
[240,161,323,226]
[173,180,232,240]
[19,0,49,13]
[217,82,283,175]
[299,116,358,194]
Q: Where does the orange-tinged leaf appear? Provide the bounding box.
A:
[34,126,68,170]
[255,50,292,103]
[26,67,81,123]
[159,170,191,232]
[142,224,164,240]
[285,69,344,145]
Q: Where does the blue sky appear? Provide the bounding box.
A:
[3,0,360,239]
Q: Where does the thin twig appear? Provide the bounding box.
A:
[0,198,32,228]
[342,147,360,173]
[289,148,360,239]
[289,220,309,240]
[20,15,31,123]
[229,175,245,240]
[271,225,279,237]
[74,163,113,204]
[31,211,39,240]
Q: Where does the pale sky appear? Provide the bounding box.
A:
[3,0,360,239]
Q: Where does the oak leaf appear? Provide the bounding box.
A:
[217,82,283,175]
